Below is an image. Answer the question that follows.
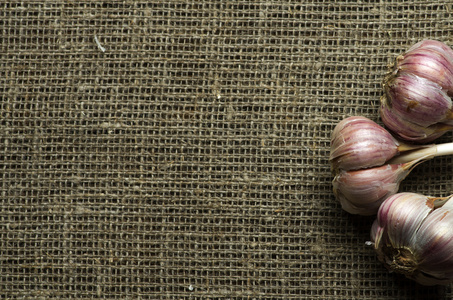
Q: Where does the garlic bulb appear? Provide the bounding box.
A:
[381,39,453,142]
[371,192,453,285]
[330,116,453,215]
[333,160,424,216]
[330,116,422,172]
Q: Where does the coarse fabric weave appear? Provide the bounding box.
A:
[2,1,453,299]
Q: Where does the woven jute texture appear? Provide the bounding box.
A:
[2,1,453,299]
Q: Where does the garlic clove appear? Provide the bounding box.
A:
[395,40,453,94]
[376,193,434,249]
[332,160,422,216]
[330,116,401,172]
[383,72,453,127]
[380,100,453,143]
[412,203,453,278]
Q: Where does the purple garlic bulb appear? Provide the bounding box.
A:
[330,116,402,172]
[371,192,453,285]
[333,160,423,216]
[381,40,453,143]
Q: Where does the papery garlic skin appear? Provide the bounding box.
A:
[380,98,453,143]
[330,116,401,172]
[395,40,453,95]
[371,192,453,285]
[332,161,420,216]
[406,39,453,62]
[384,73,453,127]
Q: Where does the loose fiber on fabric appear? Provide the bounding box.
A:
[1,1,453,299]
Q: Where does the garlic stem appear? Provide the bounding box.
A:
[434,142,453,157]
[388,142,453,164]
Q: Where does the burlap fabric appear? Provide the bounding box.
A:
[2,1,453,299]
